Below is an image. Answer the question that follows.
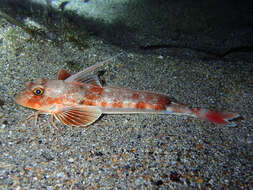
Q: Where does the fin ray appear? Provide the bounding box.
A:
[54,105,102,127]
[64,53,123,85]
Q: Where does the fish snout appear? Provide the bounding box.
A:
[14,92,27,106]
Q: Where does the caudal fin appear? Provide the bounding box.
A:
[192,108,240,126]
[167,104,240,126]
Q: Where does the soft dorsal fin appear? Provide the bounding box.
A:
[57,69,71,80]
[53,105,102,127]
[64,53,123,85]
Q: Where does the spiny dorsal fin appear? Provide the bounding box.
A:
[70,73,103,87]
[64,53,123,85]
[57,69,71,80]
[58,69,102,86]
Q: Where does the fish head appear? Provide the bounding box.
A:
[15,78,48,111]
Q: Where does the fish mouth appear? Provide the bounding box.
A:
[14,92,27,106]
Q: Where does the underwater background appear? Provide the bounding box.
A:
[0,0,252,189]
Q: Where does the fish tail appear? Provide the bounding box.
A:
[166,103,239,126]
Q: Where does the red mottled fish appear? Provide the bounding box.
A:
[15,54,239,128]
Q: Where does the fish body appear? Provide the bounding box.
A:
[15,55,239,127]
[16,79,171,113]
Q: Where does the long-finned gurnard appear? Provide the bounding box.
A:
[15,54,239,128]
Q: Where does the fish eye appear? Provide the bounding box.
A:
[33,87,44,96]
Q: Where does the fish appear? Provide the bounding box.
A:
[15,54,239,128]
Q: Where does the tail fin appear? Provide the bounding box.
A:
[167,103,239,126]
[193,109,239,126]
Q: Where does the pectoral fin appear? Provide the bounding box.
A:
[54,105,102,127]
